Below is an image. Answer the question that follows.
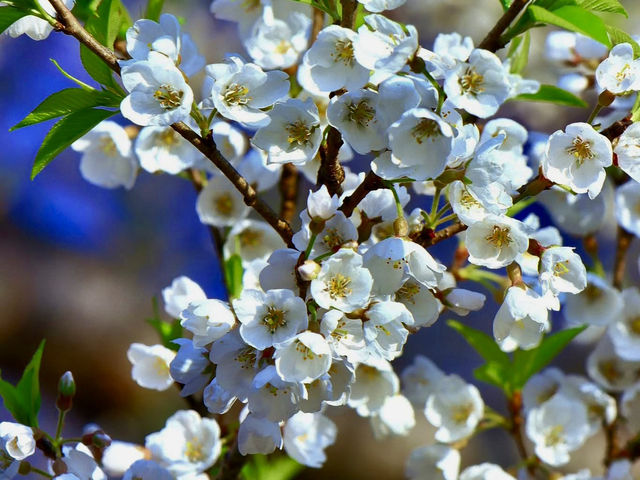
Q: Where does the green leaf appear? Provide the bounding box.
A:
[631,93,640,123]
[241,455,304,480]
[146,298,183,351]
[0,340,46,426]
[474,361,511,392]
[145,0,164,21]
[527,5,611,47]
[31,108,117,180]
[12,88,122,131]
[448,320,510,365]
[575,0,627,16]
[224,254,244,300]
[512,84,588,108]
[508,31,531,74]
[606,25,640,58]
[510,326,586,390]
[499,0,513,11]
[0,6,29,35]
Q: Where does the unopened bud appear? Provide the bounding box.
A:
[309,218,326,235]
[56,371,75,412]
[52,459,67,476]
[298,260,320,281]
[598,90,616,107]
[82,430,111,449]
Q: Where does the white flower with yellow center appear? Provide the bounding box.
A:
[223,219,285,266]
[205,55,289,128]
[563,273,623,327]
[210,330,261,400]
[596,43,640,94]
[525,393,590,467]
[274,331,332,383]
[71,121,137,190]
[293,210,358,258]
[327,89,387,154]
[542,122,612,199]
[394,278,441,327]
[405,444,460,480]
[587,336,640,392]
[363,301,411,361]
[233,289,308,350]
[180,299,235,347]
[252,98,322,165]
[401,354,445,408]
[135,126,202,174]
[614,123,640,183]
[493,286,550,352]
[443,49,511,118]
[127,343,176,391]
[465,214,529,269]
[248,365,305,421]
[424,374,484,443]
[196,176,250,227]
[609,287,640,361]
[348,358,400,416]
[320,309,366,364]
[300,25,370,93]
[310,248,373,313]
[283,412,337,468]
[145,410,221,477]
[244,13,310,70]
[539,246,587,297]
[0,422,34,463]
[120,52,194,126]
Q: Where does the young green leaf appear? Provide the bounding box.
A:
[499,0,513,11]
[509,326,586,390]
[31,108,117,180]
[575,0,627,17]
[448,320,510,365]
[224,254,244,300]
[474,361,511,393]
[241,455,304,480]
[145,0,164,21]
[146,298,183,351]
[512,84,588,108]
[0,340,46,427]
[606,25,640,58]
[11,88,122,131]
[631,93,640,122]
[0,6,29,35]
[508,31,531,74]
[527,5,611,47]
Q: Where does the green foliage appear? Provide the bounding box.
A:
[0,340,46,427]
[31,107,117,180]
[241,455,305,480]
[224,254,245,300]
[574,0,627,16]
[499,0,513,11]
[631,94,640,123]
[507,31,530,74]
[606,25,640,58]
[80,0,130,88]
[527,6,611,46]
[145,0,165,22]
[290,0,340,21]
[146,297,183,351]
[512,84,588,108]
[449,320,586,396]
[11,88,122,131]
[0,6,29,35]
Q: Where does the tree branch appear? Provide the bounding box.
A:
[613,226,633,290]
[339,0,358,29]
[279,163,299,224]
[317,126,345,196]
[47,0,294,248]
[477,0,530,52]
[339,171,384,217]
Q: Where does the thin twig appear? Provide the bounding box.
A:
[317,127,345,196]
[339,171,384,217]
[613,226,633,290]
[311,8,324,43]
[47,0,294,248]
[477,0,530,52]
[340,0,358,29]
[215,440,245,480]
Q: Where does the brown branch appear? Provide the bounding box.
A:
[339,171,384,217]
[215,440,245,480]
[48,0,295,248]
[279,163,299,224]
[477,0,530,52]
[613,226,633,290]
[174,125,294,247]
[507,391,538,476]
[49,0,121,74]
[311,8,324,43]
[339,0,357,29]
[410,221,467,248]
[317,126,345,196]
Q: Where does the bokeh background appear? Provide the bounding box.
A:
[1,0,640,478]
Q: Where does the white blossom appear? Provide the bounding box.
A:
[196,176,250,227]
[135,126,202,174]
[127,343,176,391]
[465,215,529,269]
[237,413,282,455]
[4,0,74,40]
[283,412,337,468]
[493,286,550,352]
[180,299,235,347]
[596,43,640,94]
[162,276,207,319]
[405,444,460,480]
[122,460,173,480]
[274,331,332,383]
[614,122,640,183]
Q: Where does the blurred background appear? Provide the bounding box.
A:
[1,0,640,478]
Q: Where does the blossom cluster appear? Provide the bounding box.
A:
[5,0,640,478]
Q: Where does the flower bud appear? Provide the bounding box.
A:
[56,371,76,412]
[598,90,616,107]
[298,260,321,281]
[393,217,409,237]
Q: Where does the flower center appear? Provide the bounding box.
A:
[98,136,118,156]
[286,120,314,148]
[583,284,603,303]
[159,128,180,147]
[459,189,480,209]
[485,225,512,248]
[262,305,288,333]
[566,136,594,166]
[154,84,184,110]
[214,192,234,216]
[411,118,441,144]
[459,68,484,95]
[333,39,355,66]
[275,40,292,54]
[452,403,474,423]
[544,425,564,447]
[326,273,353,299]
[322,227,346,251]
[346,100,375,128]
[224,83,251,106]
[629,316,640,335]
[295,340,319,361]
[241,0,260,13]
[598,359,622,383]
[185,438,206,462]
[553,260,570,276]
[239,228,263,248]
[235,347,257,369]
[153,357,170,376]
[616,63,631,83]
[396,282,420,304]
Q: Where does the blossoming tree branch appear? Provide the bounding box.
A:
[2,0,640,478]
